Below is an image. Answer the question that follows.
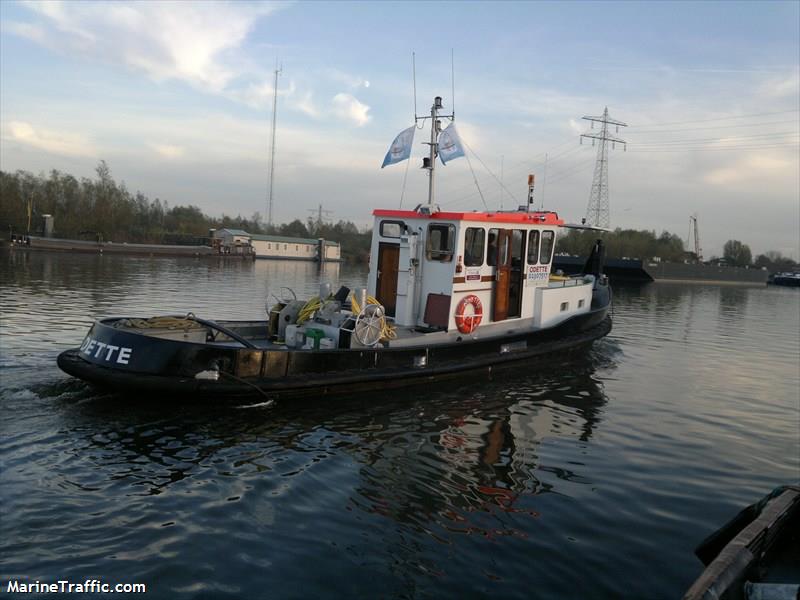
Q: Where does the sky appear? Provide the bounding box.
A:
[1,0,798,259]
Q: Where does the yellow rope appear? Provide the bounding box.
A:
[296,296,321,325]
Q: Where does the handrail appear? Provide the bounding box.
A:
[175,314,258,349]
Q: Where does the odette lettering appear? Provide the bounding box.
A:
[79,337,133,364]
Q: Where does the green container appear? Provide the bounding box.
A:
[304,328,325,350]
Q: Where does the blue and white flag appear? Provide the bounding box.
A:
[381,126,415,168]
[438,122,465,165]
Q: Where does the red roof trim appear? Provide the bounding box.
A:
[372,209,564,226]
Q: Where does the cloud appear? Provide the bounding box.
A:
[325,68,371,90]
[331,93,371,127]
[4,121,96,157]
[759,71,800,99]
[15,1,279,92]
[4,21,49,45]
[704,152,793,186]
[228,78,297,110]
[149,143,185,159]
[295,91,321,118]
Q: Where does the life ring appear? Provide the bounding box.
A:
[455,294,483,334]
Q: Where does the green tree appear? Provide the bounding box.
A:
[754,251,797,272]
[723,240,752,267]
[280,219,310,238]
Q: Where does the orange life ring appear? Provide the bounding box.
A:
[454,294,483,334]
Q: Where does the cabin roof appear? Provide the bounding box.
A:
[373,209,564,226]
[250,233,339,246]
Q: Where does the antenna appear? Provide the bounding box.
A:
[450,49,455,119]
[499,155,504,210]
[267,62,282,227]
[412,52,418,119]
[580,107,627,228]
[540,153,547,210]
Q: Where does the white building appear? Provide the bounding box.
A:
[211,229,341,261]
[250,234,341,261]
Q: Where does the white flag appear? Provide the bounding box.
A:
[438,122,465,165]
[381,126,415,168]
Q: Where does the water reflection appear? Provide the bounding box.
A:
[33,357,608,547]
[347,367,607,537]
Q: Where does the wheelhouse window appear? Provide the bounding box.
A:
[487,228,499,266]
[380,220,404,238]
[464,228,485,266]
[540,230,555,264]
[511,230,524,268]
[426,223,456,262]
[527,230,540,264]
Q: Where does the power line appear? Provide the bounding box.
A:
[628,142,800,153]
[626,119,800,134]
[627,109,799,128]
[631,131,799,147]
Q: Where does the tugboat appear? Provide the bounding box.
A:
[58,97,613,400]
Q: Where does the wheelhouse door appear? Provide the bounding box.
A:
[376,242,399,317]
[508,229,526,318]
[492,229,513,321]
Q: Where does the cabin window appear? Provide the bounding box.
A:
[560,301,569,312]
[579,299,585,308]
[527,230,540,264]
[464,228,485,266]
[487,228,499,266]
[540,231,555,264]
[511,230,524,268]
[284,244,288,250]
[426,223,456,262]
[380,220,404,238]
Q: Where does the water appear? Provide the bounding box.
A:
[1,250,798,599]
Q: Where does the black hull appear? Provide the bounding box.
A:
[771,276,800,287]
[57,308,611,401]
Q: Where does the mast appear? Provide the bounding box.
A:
[426,97,441,210]
[417,96,453,212]
[267,64,281,227]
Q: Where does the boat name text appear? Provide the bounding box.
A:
[80,337,133,364]
[527,265,549,281]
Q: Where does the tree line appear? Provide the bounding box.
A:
[1,163,794,270]
[556,228,795,271]
[0,163,371,261]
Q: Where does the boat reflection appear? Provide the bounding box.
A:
[345,366,607,538]
[48,355,609,541]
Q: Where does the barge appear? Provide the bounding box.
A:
[58,96,613,400]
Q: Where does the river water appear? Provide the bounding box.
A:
[1,249,798,599]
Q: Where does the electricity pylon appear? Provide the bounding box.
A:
[580,107,627,228]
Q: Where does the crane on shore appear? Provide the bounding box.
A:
[689,214,703,262]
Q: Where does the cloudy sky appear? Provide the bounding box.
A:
[1,1,798,258]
